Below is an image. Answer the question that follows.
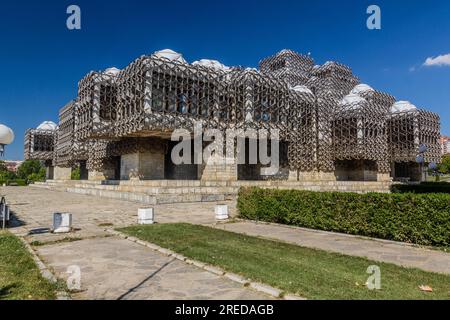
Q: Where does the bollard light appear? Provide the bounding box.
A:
[215,204,229,221]
[138,208,154,225]
[53,212,72,233]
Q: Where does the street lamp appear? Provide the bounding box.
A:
[0,124,14,157]
[0,124,14,229]
[416,144,427,182]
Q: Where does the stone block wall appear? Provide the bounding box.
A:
[53,166,72,180]
[120,152,165,180]
[199,156,237,181]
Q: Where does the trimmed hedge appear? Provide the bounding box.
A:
[391,182,450,194]
[0,179,28,186]
[238,187,450,247]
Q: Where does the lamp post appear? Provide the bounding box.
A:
[0,124,14,229]
[0,124,14,157]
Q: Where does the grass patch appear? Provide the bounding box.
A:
[0,231,57,300]
[119,223,450,300]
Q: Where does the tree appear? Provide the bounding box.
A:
[0,160,17,180]
[438,154,450,175]
[17,160,46,182]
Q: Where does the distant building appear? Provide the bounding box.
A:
[440,136,450,155]
[3,160,23,173]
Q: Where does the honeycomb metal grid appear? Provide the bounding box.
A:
[55,100,89,167]
[388,109,441,164]
[76,70,118,141]
[23,129,56,162]
[27,49,441,178]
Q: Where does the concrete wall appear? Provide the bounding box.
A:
[120,152,165,180]
[46,166,54,180]
[335,160,378,182]
[88,169,115,181]
[392,162,423,182]
[199,156,237,181]
[53,166,71,180]
[33,178,394,205]
[164,141,199,180]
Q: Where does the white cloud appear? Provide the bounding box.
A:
[423,53,450,67]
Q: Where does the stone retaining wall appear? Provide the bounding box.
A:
[32,179,392,205]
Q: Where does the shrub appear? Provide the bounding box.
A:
[17,160,46,182]
[71,167,80,180]
[238,187,450,247]
[391,182,450,194]
[0,179,28,186]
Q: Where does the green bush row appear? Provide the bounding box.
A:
[237,187,450,247]
[391,182,450,194]
[0,179,28,186]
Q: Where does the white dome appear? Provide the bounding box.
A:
[37,121,57,131]
[153,49,187,64]
[279,49,291,54]
[192,59,229,71]
[104,67,121,76]
[290,85,313,95]
[339,94,367,108]
[350,84,374,95]
[0,124,14,145]
[391,101,417,113]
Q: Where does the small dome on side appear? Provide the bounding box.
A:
[37,121,58,131]
[350,84,374,95]
[192,59,229,71]
[390,101,417,113]
[290,85,314,95]
[153,49,187,64]
[104,67,121,76]
[340,94,367,106]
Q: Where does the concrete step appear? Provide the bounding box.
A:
[70,183,238,195]
[31,182,235,204]
[65,186,231,204]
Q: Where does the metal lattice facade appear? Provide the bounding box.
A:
[54,100,89,168]
[389,109,441,164]
[24,128,56,162]
[24,49,441,181]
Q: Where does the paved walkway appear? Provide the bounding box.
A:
[213,222,450,275]
[3,186,235,244]
[2,187,267,300]
[2,186,449,300]
[36,237,267,300]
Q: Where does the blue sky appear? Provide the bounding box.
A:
[1,0,449,160]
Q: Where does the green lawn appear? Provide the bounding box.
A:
[0,231,56,300]
[119,223,450,300]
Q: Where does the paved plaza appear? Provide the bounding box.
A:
[2,186,449,300]
[3,187,269,300]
